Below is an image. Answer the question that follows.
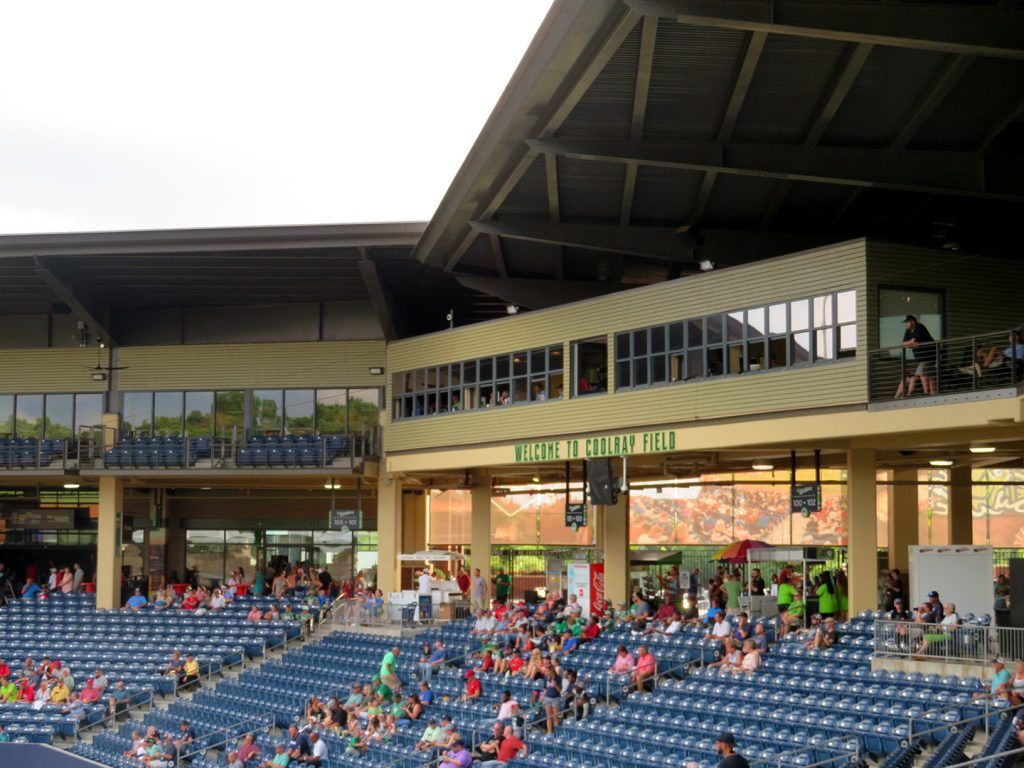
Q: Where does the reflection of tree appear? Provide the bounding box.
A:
[348,396,379,434]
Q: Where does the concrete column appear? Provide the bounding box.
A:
[96,476,124,610]
[948,465,974,545]
[402,492,427,554]
[376,474,402,595]
[847,449,878,614]
[601,491,629,608]
[888,468,919,574]
[470,479,492,587]
[101,412,119,450]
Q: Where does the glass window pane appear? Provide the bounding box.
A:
[837,290,857,324]
[214,391,244,437]
[768,303,787,334]
[512,352,527,376]
[747,307,766,337]
[15,394,44,439]
[707,315,723,344]
[122,392,151,434]
[792,332,811,364]
[879,288,942,351]
[615,333,630,360]
[745,339,766,371]
[529,350,545,374]
[839,324,857,351]
[347,389,380,434]
[75,393,104,438]
[251,390,282,431]
[315,389,347,433]
[687,319,703,348]
[651,353,667,383]
[669,352,684,381]
[44,394,73,438]
[633,358,649,387]
[727,311,744,341]
[815,329,835,361]
[462,360,477,384]
[573,339,608,395]
[496,355,510,379]
[768,338,787,369]
[0,394,13,436]
[707,346,725,376]
[616,361,631,389]
[548,346,563,371]
[651,326,665,354]
[284,389,314,434]
[668,323,684,351]
[632,330,647,357]
[791,300,810,331]
[479,357,493,383]
[154,391,184,434]
[184,391,213,436]
[813,295,833,328]
[686,351,703,379]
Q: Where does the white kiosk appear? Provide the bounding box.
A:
[394,550,466,621]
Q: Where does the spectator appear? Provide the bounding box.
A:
[805,616,839,650]
[750,569,766,596]
[493,568,512,604]
[107,680,131,718]
[415,717,443,752]
[237,732,261,765]
[125,588,148,611]
[440,738,473,767]
[247,605,263,623]
[459,670,482,701]
[209,587,227,610]
[776,577,796,616]
[888,597,910,621]
[470,568,489,613]
[778,591,805,636]
[258,743,290,767]
[916,602,959,658]
[495,689,518,724]
[705,612,733,645]
[79,678,100,704]
[0,677,16,704]
[540,668,561,733]
[482,724,527,767]
[178,654,200,689]
[920,591,944,624]
[816,572,839,618]
[633,645,656,691]
[968,330,1024,377]
[722,573,742,616]
[58,566,74,593]
[975,657,1012,701]
[72,563,84,592]
[285,724,312,764]
[608,645,635,675]
[894,314,936,398]
[739,639,761,673]
[20,577,41,600]
[297,731,327,766]
[0,724,10,742]
[226,749,245,768]
[710,638,743,671]
[715,731,749,767]
[419,640,447,682]
[380,645,401,693]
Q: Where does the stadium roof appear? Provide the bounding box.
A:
[0,222,510,339]
[415,0,1024,308]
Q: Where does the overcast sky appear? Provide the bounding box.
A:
[0,1,552,235]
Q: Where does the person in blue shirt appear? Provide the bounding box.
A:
[419,641,448,682]
[973,329,1024,375]
[125,588,148,611]
[20,577,41,600]
[418,681,434,705]
[0,724,9,742]
[975,657,1012,700]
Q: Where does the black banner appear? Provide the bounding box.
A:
[328,508,361,532]
[565,503,587,531]
[790,483,821,514]
[1,509,75,529]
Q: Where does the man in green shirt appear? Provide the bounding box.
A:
[777,578,796,614]
[722,574,742,615]
[0,678,16,704]
[380,646,401,692]
[493,569,511,603]
[780,590,805,636]
[268,743,291,766]
[416,719,443,751]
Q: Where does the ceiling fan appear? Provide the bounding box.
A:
[82,338,129,382]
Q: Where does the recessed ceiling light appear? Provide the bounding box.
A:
[62,483,80,490]
[969,446,996,454]
[531,474,540,483]
[929,459,954,467]
[200,486,213,491]
[751,462,774,471]
[324,482,342,490]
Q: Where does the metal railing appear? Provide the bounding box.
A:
[869,327,1022,403]
[174,711,275,767]
[874,619,1024,664]
[749,737,860,768]
[75,687,155,737]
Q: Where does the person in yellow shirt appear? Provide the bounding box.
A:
[178,655,200,689]
[0,678,16,704]
[50,680,70,704]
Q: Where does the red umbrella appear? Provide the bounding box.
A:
[713,539,771,564]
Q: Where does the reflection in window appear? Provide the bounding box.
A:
[75,394,104,436]
[44,394,73,438]
[122,392,152,434]
[0,395,12,436]
[251,390,282,431]
[347,389,379,434]
[16,394,44,439]
[879,288,943,353]
[284,389,314,434]
[315,390,347,433]
[154,391,184,434]
[215,391,244,437]
[185,391,213,436]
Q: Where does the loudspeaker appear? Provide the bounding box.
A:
[586,458,618,505]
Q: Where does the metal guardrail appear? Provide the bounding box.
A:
[75,687,155,737]
[869,327,1022,403]
[874,619,1024,665]
[174,710,276,767]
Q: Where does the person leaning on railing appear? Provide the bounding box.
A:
[914,602,959,658]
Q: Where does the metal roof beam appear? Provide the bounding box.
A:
[544,153,566,280]
[32,256,117,345]
[621,16,660,225]
[356,248,397,341]
[526,138,1020,200]
[488,234,508,279]
[626,0,1024,61]
[469,219,836,264]
[893,54,976,149]
[691,30,767,227]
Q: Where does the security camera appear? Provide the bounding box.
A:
[445,311,453,322]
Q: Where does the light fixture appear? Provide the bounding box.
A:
[368,366,384,375]
[200,486,213,491]
[324,482,342,490]
[91,372,107,382]
[751,462,774,471]
[698,259,715,272]
[969,446,996,454]
[506,304,520,315]
[531,474,540,483]
[929,459,954,467]
[63,482,80,490]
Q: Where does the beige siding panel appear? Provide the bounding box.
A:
[0,348,110,393]
[388,240,868,372]
[386,359,867,452]
[118,341,386,390]
[866,243,1024,348]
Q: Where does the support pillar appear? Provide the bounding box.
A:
[948,465,974,545]
[888,468,918,574]
[376,474,402,595]
[96,476,124,611]
[470,479,492,588]
[402,492,427,555]
[847,449,878,614]
[601,492,629,609]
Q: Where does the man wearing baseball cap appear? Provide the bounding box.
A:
[975,657,1011,700]
[714,732,749,767]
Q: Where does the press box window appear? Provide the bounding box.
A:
[572,338,607,396]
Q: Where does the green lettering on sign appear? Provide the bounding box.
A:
[513,429,677,463]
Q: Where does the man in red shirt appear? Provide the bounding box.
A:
[484,725,527,766]
[17,681,34,702]
[458,670,482,701]
[0,659,10,679]
[582,617,601,642]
